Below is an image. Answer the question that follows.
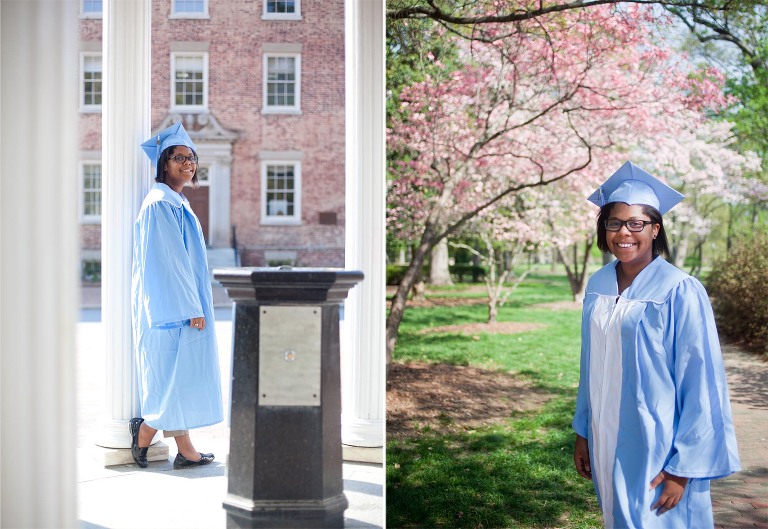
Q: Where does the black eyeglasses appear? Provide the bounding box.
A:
[604,219,653,232]
[169,154,198,164]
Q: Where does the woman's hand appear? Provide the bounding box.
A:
[573,434,592,480]
[189,317,206,331]
[650,471,688,515]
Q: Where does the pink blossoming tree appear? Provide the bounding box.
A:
[386,6,728,363]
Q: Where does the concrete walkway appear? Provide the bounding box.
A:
[76,304,383,529]
[712,345,768,529]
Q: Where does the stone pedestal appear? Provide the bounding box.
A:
[214,268,363,529]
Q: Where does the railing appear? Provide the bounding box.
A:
[231,225,241,267]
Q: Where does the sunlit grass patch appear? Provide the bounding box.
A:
[387,278,603,528]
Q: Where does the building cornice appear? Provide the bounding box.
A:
[154,112,238,144]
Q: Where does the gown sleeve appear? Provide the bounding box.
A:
[572,309,591,439]
[663,277,741,479]
[135,200,204,328]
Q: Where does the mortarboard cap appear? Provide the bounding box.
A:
[140,122,196,167]
[587,161,684,215]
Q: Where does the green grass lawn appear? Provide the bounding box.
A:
[387,276,604,529]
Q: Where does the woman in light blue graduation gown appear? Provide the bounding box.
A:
[129,123,223,469]
[572,162,740,528]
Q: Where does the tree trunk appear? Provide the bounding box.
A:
[689,241,703,277]
[487,298,498,323]
[387,177,460,365]
[482,235,498,323]
[556,237,592,302]
[726,204,734,251]
[673,235,688,268]
[386,225,438,365]
[411,280,426,301]
[570,277,587,303]
[429,237,454,286]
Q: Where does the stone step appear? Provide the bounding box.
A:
[207,247,237,286]
[207,247,237,268]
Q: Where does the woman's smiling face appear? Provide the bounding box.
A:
[605,202,660,267]
[164,145,197,192]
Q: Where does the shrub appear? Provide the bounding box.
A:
[386,265,409,285]
[707,233,768,355]
[386,264,429,286]
[449,263,486,283]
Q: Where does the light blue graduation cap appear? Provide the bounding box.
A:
[587,161,684,215]
[140,122,196,167]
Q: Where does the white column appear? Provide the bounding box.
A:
[342,0,386,454]
[96,0,155,450]
[0,1,78,527]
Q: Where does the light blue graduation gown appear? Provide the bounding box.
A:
[131,183,223,431]
[573,257,740,529]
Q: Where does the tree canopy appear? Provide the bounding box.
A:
[385,0,767,362]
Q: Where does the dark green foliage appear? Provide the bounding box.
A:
[707,232,768,355]
[387,264,411,285]
[82,260,101,282]
[449,263,487,283]
[387,264,430,285]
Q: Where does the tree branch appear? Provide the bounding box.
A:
[388,0,732,24]
[663,6,764,72]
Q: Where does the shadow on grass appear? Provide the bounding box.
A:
[387,362,554,440]
[386,399,603,529]
[395,311,583,395]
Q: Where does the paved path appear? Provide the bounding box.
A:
[712,345,768,529]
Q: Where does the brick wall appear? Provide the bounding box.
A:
[81,225,101,249]
[78,0,346,269]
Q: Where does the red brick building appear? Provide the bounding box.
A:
[78,0,345,276]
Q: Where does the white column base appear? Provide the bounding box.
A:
[341,416,384,448]
[88,441,170,467]
[95,418,164,451]
[342,445,383,465]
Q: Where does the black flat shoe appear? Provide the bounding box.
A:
[173,452,215,469]
[129,417,148,468]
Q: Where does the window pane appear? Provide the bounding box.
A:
[196,166,209,183]
[266,164,295,217]
[174,56,205,107]
[83,55,102,107]
[266,56,296,108]
[175,0,205,13]
[267,0,295,14]
[82,164,102,216]
[83,0,103,14]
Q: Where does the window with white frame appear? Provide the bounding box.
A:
[196,165,210,186]
[263,0,301,20]
[172,53,208,111]
[172,0,208,17]
[261,161,301,225]
[81,0,102,17]
[81,161,102,222]
[80,53,102,112]
[263,54,301,113]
